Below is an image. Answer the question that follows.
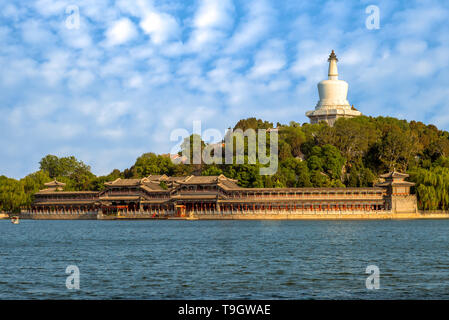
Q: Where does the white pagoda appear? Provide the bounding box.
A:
[305,50,361,126]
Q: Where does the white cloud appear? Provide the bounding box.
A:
[100,56,134,78]
[21,19,56,45]
[249,39,286,78]
[96,101,131,126]
[225,0,273,53]
[114,0,181,48]
[34,0,68,17]
[105,18,138,46]
[41,50,71,85]
[290,40,330,77]
[396,39,428,55]
[188,0,234,51]
[140,11,180,44]
[390,5,448,37]
[126,74,144,88]
[2,0,449,178]
[0,57,39,87]
[2,3,26,21]
[193,0,233,29]
[67,69,95,90]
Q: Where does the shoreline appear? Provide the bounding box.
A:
[7,210,449,220]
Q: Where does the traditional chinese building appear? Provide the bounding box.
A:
[375,172,417,213]
[30,172,417,217]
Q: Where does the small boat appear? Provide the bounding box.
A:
[10,216,19,224]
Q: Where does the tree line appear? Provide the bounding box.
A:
[2,116,449,212]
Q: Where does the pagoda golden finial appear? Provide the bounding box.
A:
[328,50,338,62]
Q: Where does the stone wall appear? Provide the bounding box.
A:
[18,204,449,221]
[191,212,449,220]
[20,212,97,220]
[176,209,447,220]
[391,195,418,213]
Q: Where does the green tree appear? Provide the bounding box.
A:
[0,176,27,213]
[233,118,273,131]
[131,153,176,178]
[295,161,312,187]
[20,170,51,207]
[223,162,264,188]
[202,165,223,176]
[180,134,206,174]
[38,155,94,191]
[377,124,418,171]
[280,124,306,157]
[39,155,91,178]
[345,165,376,187]
[310,171,331,187]
[317,117,379,164]
[409,166,449,210]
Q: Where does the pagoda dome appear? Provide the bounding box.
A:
[315,50,351,110]
[316,78,351,110]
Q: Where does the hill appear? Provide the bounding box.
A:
[2,116,449,212]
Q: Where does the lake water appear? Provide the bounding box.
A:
[1,219,449,299]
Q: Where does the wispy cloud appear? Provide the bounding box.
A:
[188,0,234,52]
[1,0,449,178]
[105,18,138,46]
[225,0,273,53]
[249,39,286,78]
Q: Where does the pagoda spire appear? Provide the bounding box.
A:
[328,50,338,80]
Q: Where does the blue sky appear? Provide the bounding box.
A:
[1,0,449,178]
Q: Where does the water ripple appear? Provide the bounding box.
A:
[1,219,449,299]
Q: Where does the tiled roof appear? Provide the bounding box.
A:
[180,174,238,185]
[218,180,241,190]
[141,184,167,192]
[140,199,170,204]
[166,176,189,182]
[379,171,409,179]
[105,175,239,187]
[146,174,168,181]
[99,196,141,201]
[34,200,97,205]
[35,190,97,195]
[237,187,384,192]
[104,178,143,186]
[182,176,219,184]
[171,194,218,200]
[376,181,415,187]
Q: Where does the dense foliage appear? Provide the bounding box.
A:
[2,116,449,212]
